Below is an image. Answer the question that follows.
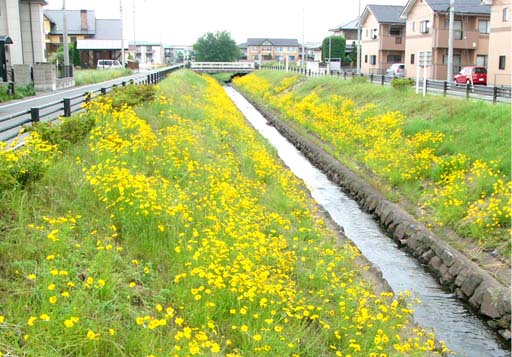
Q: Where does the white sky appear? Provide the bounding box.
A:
[45,0,406,45]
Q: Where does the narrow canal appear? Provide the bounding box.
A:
[224,86,509,356]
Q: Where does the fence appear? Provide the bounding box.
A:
[0,65,182,142]
[262,65,512,104]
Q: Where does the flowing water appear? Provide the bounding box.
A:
[225,86,510,356]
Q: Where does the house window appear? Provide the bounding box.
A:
[370,55,377,65]
[410,53,415,64]
[476,55,488,68]
[287,47,296,52]
[365,54,368,63]
[288,55,295,61]
[276,47,282,52]
[389,27,402,36]
[445,20,463,39]
[387,55,402,63]
[252,55,259,60]
[478,20,490,34]
[503,8,510,22]
[370,29,378,39]
[420,20,430,33]
[499,55,506,70]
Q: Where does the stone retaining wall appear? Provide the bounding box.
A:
[245,97,511,341]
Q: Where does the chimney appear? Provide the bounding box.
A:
[80,10,88,31]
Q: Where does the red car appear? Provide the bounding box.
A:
[454,66,487,86]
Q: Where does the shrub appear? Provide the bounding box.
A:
[391,78,414,90]
[27,113,95,149]
[108,84,156,109]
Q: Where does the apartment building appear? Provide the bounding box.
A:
[400,0,491,80]
[0,0,46,68]
[128,41,164,66]
[483,0,511,86]
[360,5,406,75]
[246,38,300,64]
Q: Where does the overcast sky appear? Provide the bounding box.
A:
[45,0,406,45]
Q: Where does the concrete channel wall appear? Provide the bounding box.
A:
[244,97,511,342]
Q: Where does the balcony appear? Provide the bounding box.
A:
[379,35,405,51]
[433,29,480,49]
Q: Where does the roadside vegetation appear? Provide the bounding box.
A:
[74,68,133,86]
[0,83,36,103]
[233,70,511,258]
[0,70,448,355]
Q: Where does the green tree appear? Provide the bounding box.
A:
[321,36,346,62]
[193,31,240,62]
[49,43,80,66]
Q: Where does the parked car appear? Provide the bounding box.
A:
[386,63,405,77]
[454,66,487,86]
[97,59,123,70]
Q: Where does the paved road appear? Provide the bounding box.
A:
[0,67,177,142]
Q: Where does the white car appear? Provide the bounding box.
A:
[386,63,405,77]
[97,59,123,70]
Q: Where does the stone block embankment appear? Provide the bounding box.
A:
[247,98,511,341]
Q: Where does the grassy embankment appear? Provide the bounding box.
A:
[0,84,36,103]
[0,69,448,355]
[233,70,511,258]
[74,68,133,86]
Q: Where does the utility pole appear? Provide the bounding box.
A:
[356,0,361,74]
[447,0,455,81]
[328,34,332,74]
[302,7,305,70]
[62,0,70,76]
[120,0,125,66]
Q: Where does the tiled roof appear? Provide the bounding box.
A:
[329,18,359,31]
[367,5,405,24]
[44,9,96,35]
[94,19,122,40]
[246,38,299,46]
[401,0,491,17]
[426,0,491,14]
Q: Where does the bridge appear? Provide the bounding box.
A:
[190,62,255,74]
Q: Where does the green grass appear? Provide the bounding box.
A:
[0,83,36,103]
[74,68,133,86]
[282,75,511,175]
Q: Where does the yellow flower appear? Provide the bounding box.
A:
[46,255,55,261]
[0,315,4,323]
[87,330,99,340]
[27,274,36,281]
[27,316,37,326]
[129,282,136,288]
[48,284,56,291]
[253,334,262,341]
[61,291,70,297]
[109,328,116,336]
[97,279,106,287]
[49,296,57,304]
[40,314,50,321]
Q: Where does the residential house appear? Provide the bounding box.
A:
[305,42,322,61]
[246,38,300,63]
[329,18,360,54]
[482,0,511,86]
[400,0,491,80]
[0,0,47,72]
[238,42,247,61]
[128,41,164,67]
[44,9,95,55]
[45,9,126,68]
[360,5,406,75]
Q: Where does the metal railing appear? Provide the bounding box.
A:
[262,65,512,104]
[0,65,182,142]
